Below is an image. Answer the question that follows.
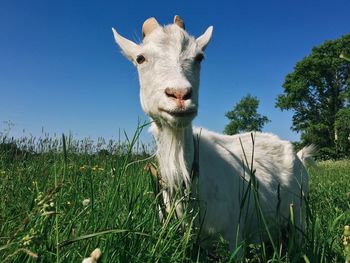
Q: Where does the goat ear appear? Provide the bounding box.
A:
[196,26,213,51]
[112,28,140,63]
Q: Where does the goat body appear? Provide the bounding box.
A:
[152,123,308,248]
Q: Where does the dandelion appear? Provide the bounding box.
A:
[82,199,90,207]
[82,248,101,263]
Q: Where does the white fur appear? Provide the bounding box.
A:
[297,144,317,167]
[113,18,310,250]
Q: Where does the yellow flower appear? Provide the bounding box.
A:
[21,235,32,246]
[79,165,87,172]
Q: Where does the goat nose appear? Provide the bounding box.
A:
[165,87,192,100]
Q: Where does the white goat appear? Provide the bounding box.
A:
[112,16,312,251]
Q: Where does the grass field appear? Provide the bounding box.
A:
[0,130,349,262]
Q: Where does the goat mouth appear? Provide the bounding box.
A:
[158,108,197,117]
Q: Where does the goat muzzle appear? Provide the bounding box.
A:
[165,87,192,108]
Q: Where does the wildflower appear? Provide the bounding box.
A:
[21,235,32,246]
[80,165,87,172]
[343,225,350,262]
[92,165,98,171]
[82,199,90,207]
[82,248,101,263]
[40,203,54,217]
[67,201,72,206]
[50,202,54,207]
[35,192,44,205]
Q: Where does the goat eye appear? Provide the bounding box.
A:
[195,53,204,63]
[136,55,146,64]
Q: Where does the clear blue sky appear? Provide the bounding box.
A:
[1,0,349,143]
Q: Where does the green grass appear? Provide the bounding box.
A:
[0,130,349,262]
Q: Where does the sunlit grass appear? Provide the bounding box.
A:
[0,127,349,262]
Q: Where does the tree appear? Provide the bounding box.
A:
[276,34,350,157]
[335,108,350,156]
[224,94,270,135]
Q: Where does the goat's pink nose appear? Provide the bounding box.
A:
[165,87,192,101]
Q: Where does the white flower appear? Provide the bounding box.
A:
[82,248,101,263]
[82,258,95,263]
[82,199,90,207]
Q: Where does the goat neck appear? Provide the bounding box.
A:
[151,122,194,194]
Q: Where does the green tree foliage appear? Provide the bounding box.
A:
[276,34,350,157]
[224,94,270,135]
[340,52,350,62]
[335,108,350,156]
